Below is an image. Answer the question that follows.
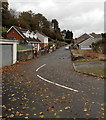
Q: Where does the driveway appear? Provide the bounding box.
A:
[2,47,104,118]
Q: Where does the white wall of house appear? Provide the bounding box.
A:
[44,37,48,43]
[34,34,37,39]
[36,32,48,44]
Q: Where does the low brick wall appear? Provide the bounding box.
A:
[17,50,34,61]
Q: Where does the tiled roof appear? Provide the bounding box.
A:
[76,33,102,44]
[33,38,41,42]
[90,33,102,38]
[8,26,41,43]
[27,37,41,43]
[76,33,91,44]
[36,30,48,37]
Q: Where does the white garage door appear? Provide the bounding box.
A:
[0,44,13,67]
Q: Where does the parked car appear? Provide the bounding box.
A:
[65,45,70,50]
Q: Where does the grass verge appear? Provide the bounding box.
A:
[76,66,105,78]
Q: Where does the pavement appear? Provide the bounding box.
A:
[2,47,104,119]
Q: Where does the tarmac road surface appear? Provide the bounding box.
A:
[2,47,104,119]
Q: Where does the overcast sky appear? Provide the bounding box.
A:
[8,0,105,38]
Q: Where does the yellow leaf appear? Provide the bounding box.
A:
[39,115,44,118]
[54,113,57,116]
[26,114,29,116]
[101,108,104,111]
[25,116,28,119]
[60,110,63,112]
[101,104,104,106]
[86,113,90,116]
[39,112,43,115]
[84,108,87,112]
[65,106,71,110]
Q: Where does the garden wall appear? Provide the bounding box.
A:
[17,50,34,61]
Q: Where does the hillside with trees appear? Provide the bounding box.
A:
[1,1,64,41]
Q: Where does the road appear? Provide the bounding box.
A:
[2,47,104,119]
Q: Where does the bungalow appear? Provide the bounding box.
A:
[7,26,41,51]
[76,33,102,49]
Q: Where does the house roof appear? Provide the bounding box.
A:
[27,37,41,43]
[90,33,102,38]
[36,30,48,38]
[76,33,102,44]
[33,38,41,42]
[7,26,41,43]
[7,26,26,39]
[76,33,91,44]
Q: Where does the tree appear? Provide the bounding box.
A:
[1,2,63,41]
[51,19,59,32]
[2,2,18,28]
[33,13,50,30]
[18,11,34,30]
[65,30,73,39]
[2,27,7,38]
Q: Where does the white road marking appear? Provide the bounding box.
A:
[36,64,46,72]
[37,74,78,93]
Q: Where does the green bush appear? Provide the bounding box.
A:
[2,27,7,38]
[92,39,105,54]
[63,38,74,44]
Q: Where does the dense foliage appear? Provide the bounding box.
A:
[1,2,64,41]
[92,33,106,54]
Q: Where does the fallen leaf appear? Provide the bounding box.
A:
[54,113,57,116]
[59,110,63,112]
[84,108,87,112]
[26,114,29,116]
[86,113,90,116]
[25,116,28,119]
[65,106,71,110]
[101,108,104,111]
[39,112,43,115]
[19,114,23,116]
[9,114,14,118]
[39,115,44,118]
[101,104,104,106]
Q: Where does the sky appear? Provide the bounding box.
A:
[8,0,105,38]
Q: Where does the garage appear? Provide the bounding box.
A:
[0,39,18,67]
[1,44,13,67]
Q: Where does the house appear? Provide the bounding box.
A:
[76,33,102,49]
[7,26,41,51]
[36,31,48,48]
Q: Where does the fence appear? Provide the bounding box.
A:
[17,44,33,51]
